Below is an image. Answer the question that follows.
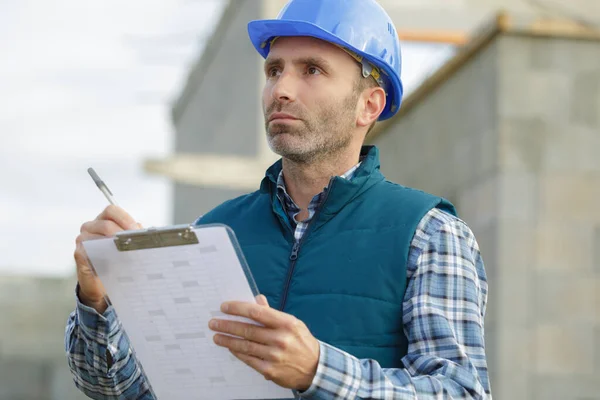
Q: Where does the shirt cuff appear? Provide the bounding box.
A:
[298,341,362,400]
[75,284,119,344]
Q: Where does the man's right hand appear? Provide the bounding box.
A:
[74,205,142,314]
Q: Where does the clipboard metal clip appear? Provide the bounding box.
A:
[114,225,199,252]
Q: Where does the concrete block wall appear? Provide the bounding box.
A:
[173,0,262,157]
[0,275,87,400]
[173,184,250,224]
[172,0,264,223]
[373,33,600,399]
[496,35,600,400]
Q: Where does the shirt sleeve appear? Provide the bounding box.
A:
[64,285,155,400]
[298,208,491,399]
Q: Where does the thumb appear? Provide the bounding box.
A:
[256,294,269,307]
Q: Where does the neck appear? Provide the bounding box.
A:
[281,144,362,212]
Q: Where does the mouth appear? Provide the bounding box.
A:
[268,113,299,123]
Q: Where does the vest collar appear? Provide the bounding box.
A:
[260,145,385,223]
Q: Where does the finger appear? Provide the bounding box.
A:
[230,351,277,382]
[221,301,292,328]
[213,334,277,361]
[74,244,101,281]
[208,319,275,345]
[97,205,139,230]
[76,232,105,245]
[74,242,89,268]
[80,219,124,237]
[256,295,269,307]
[74,232,110,264]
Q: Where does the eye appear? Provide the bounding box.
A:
[267,67,281,78]
[306,66,321,75]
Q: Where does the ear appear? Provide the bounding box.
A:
[356,87,386,129]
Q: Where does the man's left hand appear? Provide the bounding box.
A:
[208,295,320,391]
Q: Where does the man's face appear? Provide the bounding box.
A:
[262,36,362,163]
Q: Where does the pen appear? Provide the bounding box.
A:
[88,167,119,206]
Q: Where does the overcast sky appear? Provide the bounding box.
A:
[0,0,226,276]
[0,0,455,277]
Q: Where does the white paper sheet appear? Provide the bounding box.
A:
[83,225,293,400]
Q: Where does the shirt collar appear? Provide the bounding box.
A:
[276,161,362,195]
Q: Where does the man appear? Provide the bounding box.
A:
[66,0,491,398]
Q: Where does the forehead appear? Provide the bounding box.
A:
[267,36,355,66]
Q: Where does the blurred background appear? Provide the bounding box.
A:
[0,0,598,399]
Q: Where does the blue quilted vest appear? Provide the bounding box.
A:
[197,146,455,368]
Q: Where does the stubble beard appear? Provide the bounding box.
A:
[264,93,359,164]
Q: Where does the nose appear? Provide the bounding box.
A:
[270,70,297,104]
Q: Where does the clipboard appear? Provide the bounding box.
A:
[82,223,294,400]
[112,224,260,297]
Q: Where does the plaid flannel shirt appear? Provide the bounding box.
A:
[65,163,491,399]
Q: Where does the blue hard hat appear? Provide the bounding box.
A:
[248,0,403,120]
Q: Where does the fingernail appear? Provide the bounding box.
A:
[221,303,228,313]
[209,320,217,329]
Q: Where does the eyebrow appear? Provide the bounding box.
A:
[264,56,332,72]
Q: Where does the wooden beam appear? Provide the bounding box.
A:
[498,12,600,41]
[144,154,268,190]
[398,29,469,45]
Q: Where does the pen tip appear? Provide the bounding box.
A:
[87,167,101,183]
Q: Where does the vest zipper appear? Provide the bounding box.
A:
[289,242,300,261]
[278,178,336,311]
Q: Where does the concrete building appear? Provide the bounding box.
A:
[145,1,600,398]
[0,275,87,400]
[145,0,600,224]
[370,15,600,399]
